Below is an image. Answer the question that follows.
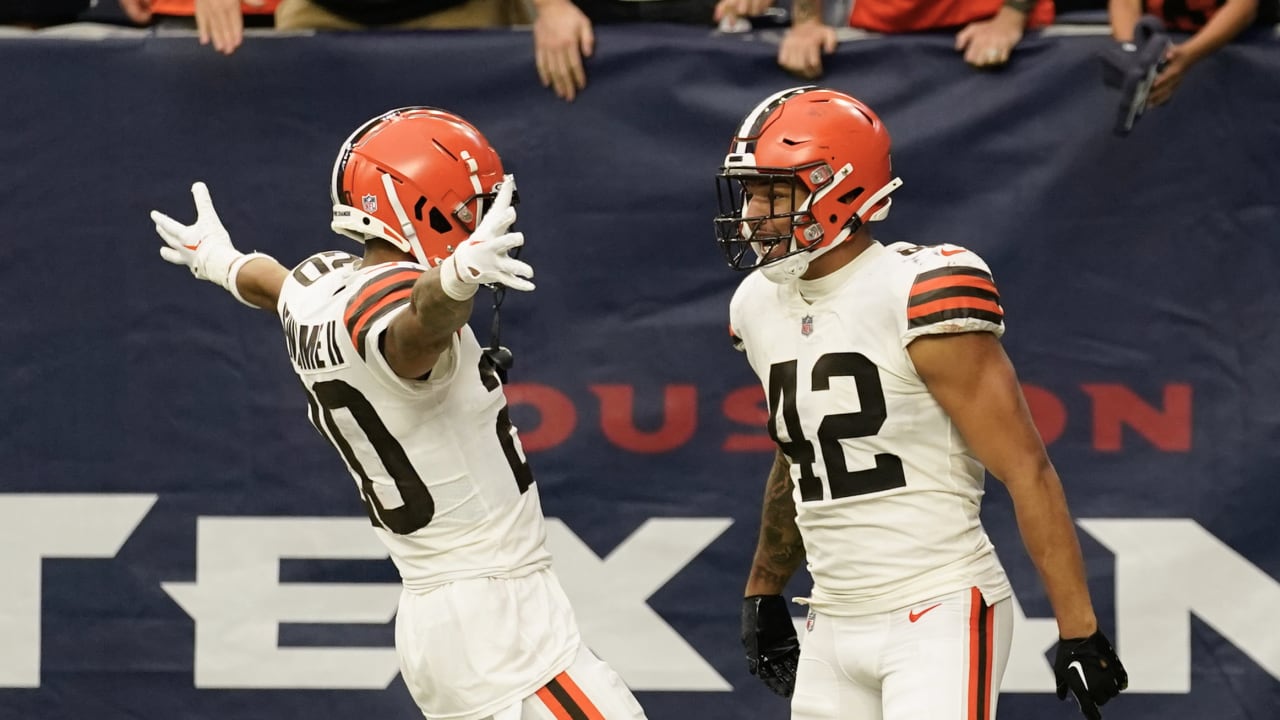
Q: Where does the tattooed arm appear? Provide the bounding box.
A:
[745,449,806,596]
[792,0,821,24]
[382,265,476,380]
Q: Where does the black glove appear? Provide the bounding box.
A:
[741,595,800,697]
[1053,630,1129,719]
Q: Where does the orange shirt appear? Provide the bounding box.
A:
[849,0,1055,32]
[1145,0,1224,31]
[151,0,280,15]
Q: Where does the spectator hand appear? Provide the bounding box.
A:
[440,176,534,300]
[1148,44,1195,107]
[1054,631,1128,720]
[118,0,154,24]
[715,0,774,24]
[741,595,801,698]
[955,7,1025,68]
[778,21,837,80]
[196,0,257,55]
[533,0,594,102]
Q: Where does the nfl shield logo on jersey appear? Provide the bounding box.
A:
[361,194,378,213]
[801,314,814,336]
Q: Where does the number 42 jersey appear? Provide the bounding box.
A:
[275,250,553,592]
[729,241,1013,616]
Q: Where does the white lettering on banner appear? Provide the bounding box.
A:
[545,518,734,691]
[160,516,732,690]
[1078,518,1280,693]
[3,497,1279,695]
[161,517,402,689]
[0,494,156,687]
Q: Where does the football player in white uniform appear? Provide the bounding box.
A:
[716,87,1128,719]
[151,107,647,720]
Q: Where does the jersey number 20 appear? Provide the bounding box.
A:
[305,356,532,535]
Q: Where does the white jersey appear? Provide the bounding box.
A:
[730,241,1013,616]
[275,251,553,592]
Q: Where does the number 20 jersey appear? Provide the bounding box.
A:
[275,251,553,592]
[729,241,1013,616]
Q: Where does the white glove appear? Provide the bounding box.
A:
[152,182,268,306]
[439,175,535,301]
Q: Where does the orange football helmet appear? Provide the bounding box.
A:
[330,107,510,267]
[715,86,903,282]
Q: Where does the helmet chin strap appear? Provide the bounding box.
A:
[758,176,904,285]
[761,248,814,283]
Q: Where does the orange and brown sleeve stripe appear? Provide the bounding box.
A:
[729,324,744,351]
[908,266,1002,329]
[535,671,606,720]
[343,267,423,359]
[967,587,996,720]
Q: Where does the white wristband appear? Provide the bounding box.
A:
[226,252,275,308]
[439,255,478,301]
[194,243,244,291]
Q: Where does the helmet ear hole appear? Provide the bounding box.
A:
[837,186,865,205]
[413,197,427,221]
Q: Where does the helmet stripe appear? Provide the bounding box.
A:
[330,106,443,206]
[331,111,392,206]
[733,85,817,155]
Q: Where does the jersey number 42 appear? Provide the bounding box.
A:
[768,352,907,502]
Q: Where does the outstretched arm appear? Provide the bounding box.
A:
[380,265,475,379]
[381,176,534,379]
[153,181,286,310]
[231,257,288,310]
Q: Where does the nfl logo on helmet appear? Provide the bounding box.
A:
[361,194,378,213]
[801,314,814,336]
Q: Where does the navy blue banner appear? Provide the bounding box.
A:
[0,25,1277,719]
